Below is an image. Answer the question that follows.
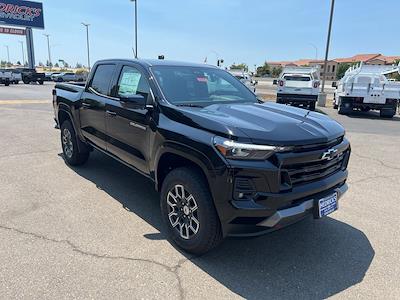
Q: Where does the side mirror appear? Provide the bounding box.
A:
[332,81,337,88]
[120,94,146,106]
[273,79,278,85]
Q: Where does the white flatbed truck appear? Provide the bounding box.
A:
[333,64,400,118]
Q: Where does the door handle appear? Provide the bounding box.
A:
[106,110,117,117]
[81,103,91,109]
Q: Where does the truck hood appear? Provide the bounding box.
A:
[166,102,344,145]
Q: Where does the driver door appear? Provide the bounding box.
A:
[105,64,153,174]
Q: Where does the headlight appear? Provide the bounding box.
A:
[213,136,292,160]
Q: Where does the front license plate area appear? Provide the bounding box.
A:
[316,193,338,218]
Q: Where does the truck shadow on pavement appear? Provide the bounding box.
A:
[344,110,400,121]
[64,150,375,299]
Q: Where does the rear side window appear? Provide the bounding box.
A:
[90,64,115,96]
[284,75,311,81]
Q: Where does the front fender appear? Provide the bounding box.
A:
[153,141,216,191]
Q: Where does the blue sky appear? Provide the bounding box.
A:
[0,0,399,69]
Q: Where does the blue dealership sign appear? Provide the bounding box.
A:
[0,0,44,29]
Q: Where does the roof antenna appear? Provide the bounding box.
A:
[132,47,137,59]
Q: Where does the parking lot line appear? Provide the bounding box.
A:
[0,100,51,105]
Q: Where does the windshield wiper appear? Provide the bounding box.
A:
[176,103,204,108]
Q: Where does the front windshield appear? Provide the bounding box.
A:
[151,66,257,106]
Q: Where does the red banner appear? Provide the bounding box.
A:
[0,26,25,35]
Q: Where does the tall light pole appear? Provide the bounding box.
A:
[43,34,52,68]
[130,0,138,58]
[4,45,10,63]
[18,41,25,66]
[81,23,91,71]
[309,43,318,60]
[318,0,335,107]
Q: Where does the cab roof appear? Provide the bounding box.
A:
[95,58,217,69]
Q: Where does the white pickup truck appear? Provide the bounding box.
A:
[333,64,400,118]
[229,70,257,92]
[0,69,12,86]
[273,66,320,111]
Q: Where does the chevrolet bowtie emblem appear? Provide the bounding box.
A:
[321,148,338,161]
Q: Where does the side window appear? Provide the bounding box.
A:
[89,64,115,96]
[117,66,150,101]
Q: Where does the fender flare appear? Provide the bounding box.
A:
[57,104,89,153]
[153,141,216,192]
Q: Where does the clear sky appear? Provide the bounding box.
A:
[0,0,399,69]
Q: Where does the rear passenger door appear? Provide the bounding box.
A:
[105,64,153,174]
[79,64,117,150]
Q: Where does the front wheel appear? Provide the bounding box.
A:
[60,120,89,166]
[160,168,222,254]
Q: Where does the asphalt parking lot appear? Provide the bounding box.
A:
[0,83,399,299]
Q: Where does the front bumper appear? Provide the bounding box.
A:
[211,139,351,237]
[257,183,347,227]
[223,173,348,237]
[277,93,318,103]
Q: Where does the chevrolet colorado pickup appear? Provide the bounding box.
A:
[53,59,350,254]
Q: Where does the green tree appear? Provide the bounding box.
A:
[54,62,60,68]
[336,63,350,79]
[230,63,248,71]
[394,60,400,81]
[76,63,83,69]
[256,62,271,76]
[271,66,282,78]
[336,62,359,79]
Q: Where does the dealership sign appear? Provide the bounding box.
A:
[0,25,25,35]
[0,0,44,29]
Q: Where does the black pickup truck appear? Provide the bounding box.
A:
[17,68,46,84]
[53,59,351,254]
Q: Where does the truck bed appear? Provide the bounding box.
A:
[55,83,85,102]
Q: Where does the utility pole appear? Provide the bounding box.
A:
[43,34,52,68]
[81,23,91,71]
[130,0,138,58]
[4,45,10,64]
[318,0,335,107]
[18,41,25,66]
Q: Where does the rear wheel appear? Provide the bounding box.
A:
[38,80,44,85]
[60,120,90,166]
[380,109,395,118]
[338,98,352,115]
[5,81,10,86]
[160,167,222,254]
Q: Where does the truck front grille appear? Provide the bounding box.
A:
[284,154,345,186]
[281,137,350,187]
